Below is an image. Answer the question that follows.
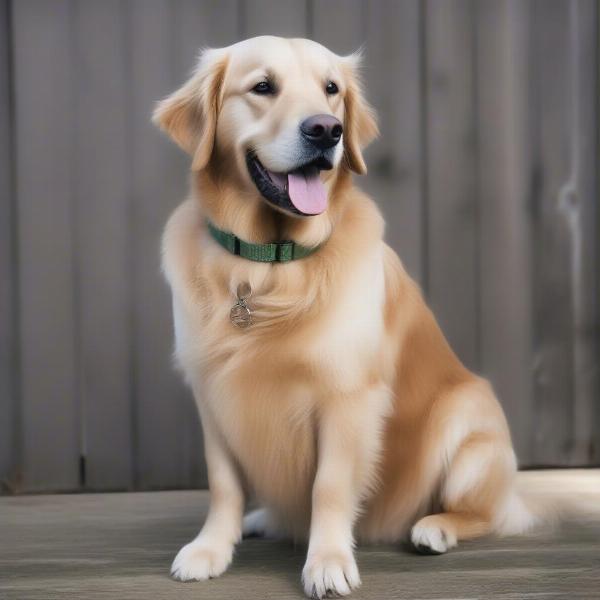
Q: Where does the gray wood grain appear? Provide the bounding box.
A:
[361,0,425,286]
[242,0,308,38]
[425,0,479,370]
[0,0,17,492]
[12,0,81,491]
[531,0,577,465]
[311,0,365,54]
[569,0,599,465]
[476,0,535,464]
[73,1,134,490]
[178,0,239,59]
[1,470,599,599]
[1,0,598,494]
[129,0,191,489]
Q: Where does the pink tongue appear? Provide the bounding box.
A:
[286,168,327,215]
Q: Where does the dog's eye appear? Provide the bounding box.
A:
[252,81,275,95]
[325,81,339,95]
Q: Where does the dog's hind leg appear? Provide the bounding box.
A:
[411,431,516,554]
[242,508,281,538]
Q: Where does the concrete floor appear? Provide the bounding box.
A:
[1,470,599,600]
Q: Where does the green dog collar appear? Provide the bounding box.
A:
[206,219,321,263]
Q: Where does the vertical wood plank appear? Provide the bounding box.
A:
[362,0,425,285]
[12,0,80,491]
[425,0,479,369]
[476,0,535,464]
[73,1,133,490]
[175,0,239,488]
[242,0,308,38]
[0,0,17,492]
[531,0,574,465]
[311,0,364,54]
[130,0,189,489]
[531,0,598,465]
[569,0,599,464]
[178,0,239,65]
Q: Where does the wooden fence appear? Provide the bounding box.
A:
[1,0,598,493]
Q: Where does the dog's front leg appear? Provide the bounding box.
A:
[171,406,244,581]
[302,386,389,598]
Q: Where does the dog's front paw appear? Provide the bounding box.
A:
[171,539,233,581]
[302,550,361,599]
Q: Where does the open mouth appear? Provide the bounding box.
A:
[246,152,333,216]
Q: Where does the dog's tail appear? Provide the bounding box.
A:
[494,469,600,536]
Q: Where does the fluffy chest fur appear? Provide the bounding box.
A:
[163,198,387,522]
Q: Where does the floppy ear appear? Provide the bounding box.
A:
[152,48,228,171]
[341,52,379,175]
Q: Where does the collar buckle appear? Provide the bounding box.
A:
[276,241,294,262]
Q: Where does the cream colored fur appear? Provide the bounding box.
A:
[154,36,532,599]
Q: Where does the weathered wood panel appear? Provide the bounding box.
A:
[361,0,425,286]
[425,0,479,370]
[569,0,599,465]
[73,1,134,490]
[531,0,599,465]
[476,0,536,464]
[1,0,598,494]
[11,0,81,491]
[178,0,239,61]
[129,0,191,490]
[242,0,308,38]
[0,0,17,492]
[531,0,575,466]
[312,0,365,54]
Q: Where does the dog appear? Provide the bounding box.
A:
[153,36,533,598]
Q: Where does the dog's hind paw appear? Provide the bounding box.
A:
[410,516,457,555]
[170,540,233,581]
[242,507,279,538]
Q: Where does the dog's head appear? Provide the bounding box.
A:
[153,36,378,217]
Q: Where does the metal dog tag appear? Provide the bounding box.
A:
[230,282,252,328]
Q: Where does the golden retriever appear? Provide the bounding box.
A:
[153,36,533,598]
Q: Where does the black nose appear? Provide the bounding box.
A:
[300,114,343,150]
